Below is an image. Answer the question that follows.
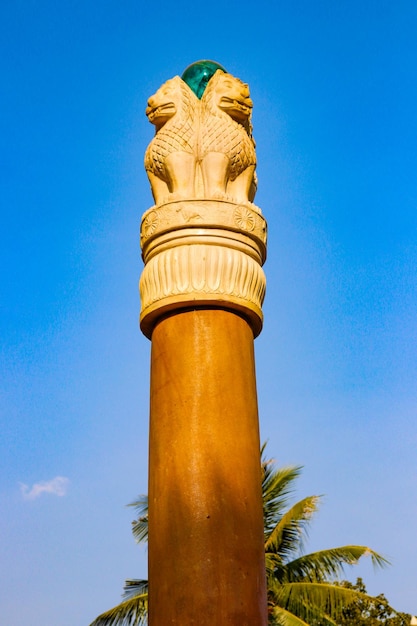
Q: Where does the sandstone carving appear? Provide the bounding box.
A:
[140,63,267,339]
[144,70,257,206]
[139,243,266,339]
[200,71,256,204]
[144,76,198,205]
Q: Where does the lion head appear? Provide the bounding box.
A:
[202,71,253,126]
[146,76,197,131]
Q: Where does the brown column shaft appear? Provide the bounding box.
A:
[148,308,268,625]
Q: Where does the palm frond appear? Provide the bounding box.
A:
[265,496,321,563]
[265,552,284,578]
[89,594,148,626]
[123,579,148,600]
[262,454,303,538]
[282,546,389,583]
[269,580,379,624]
[269,604,310,626]
[128,496,148,544]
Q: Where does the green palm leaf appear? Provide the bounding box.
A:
[272,603,339,626]
[269,605,310,626]
[282,546,389,583]
[270,580,380,624]
[265,496,321,560]
[123,579,148,600]
[128,496,148,544]
[262,449,303,539]
[89,593,148,626]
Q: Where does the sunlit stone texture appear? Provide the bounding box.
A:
[140,62,268,625]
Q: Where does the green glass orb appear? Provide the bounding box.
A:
[181,60,226,99]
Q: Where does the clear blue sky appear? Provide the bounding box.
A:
[1,1,416,624]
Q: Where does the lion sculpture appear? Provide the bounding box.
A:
[199,70,257,204]
[144,76,199,205]
[144,70,257,205]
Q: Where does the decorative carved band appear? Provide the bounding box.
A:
[140,199,267,263]
[140,243,266,338]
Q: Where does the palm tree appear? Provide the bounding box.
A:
[260,447,387,625]
[89,497,149,626]
[90,446,389,626]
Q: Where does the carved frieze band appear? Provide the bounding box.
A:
[140,199,267,263]
[139,243,266,338]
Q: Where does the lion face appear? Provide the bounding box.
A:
[210,72,253,122]
[146,77,182,127]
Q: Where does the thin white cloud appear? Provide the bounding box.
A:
[19,476,70,500]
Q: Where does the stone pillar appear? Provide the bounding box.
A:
[140,199,268,625]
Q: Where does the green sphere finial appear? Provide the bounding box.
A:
[182,60,226,99]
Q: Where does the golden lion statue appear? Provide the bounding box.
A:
[144,70,257,206]
[144,76,198,205]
